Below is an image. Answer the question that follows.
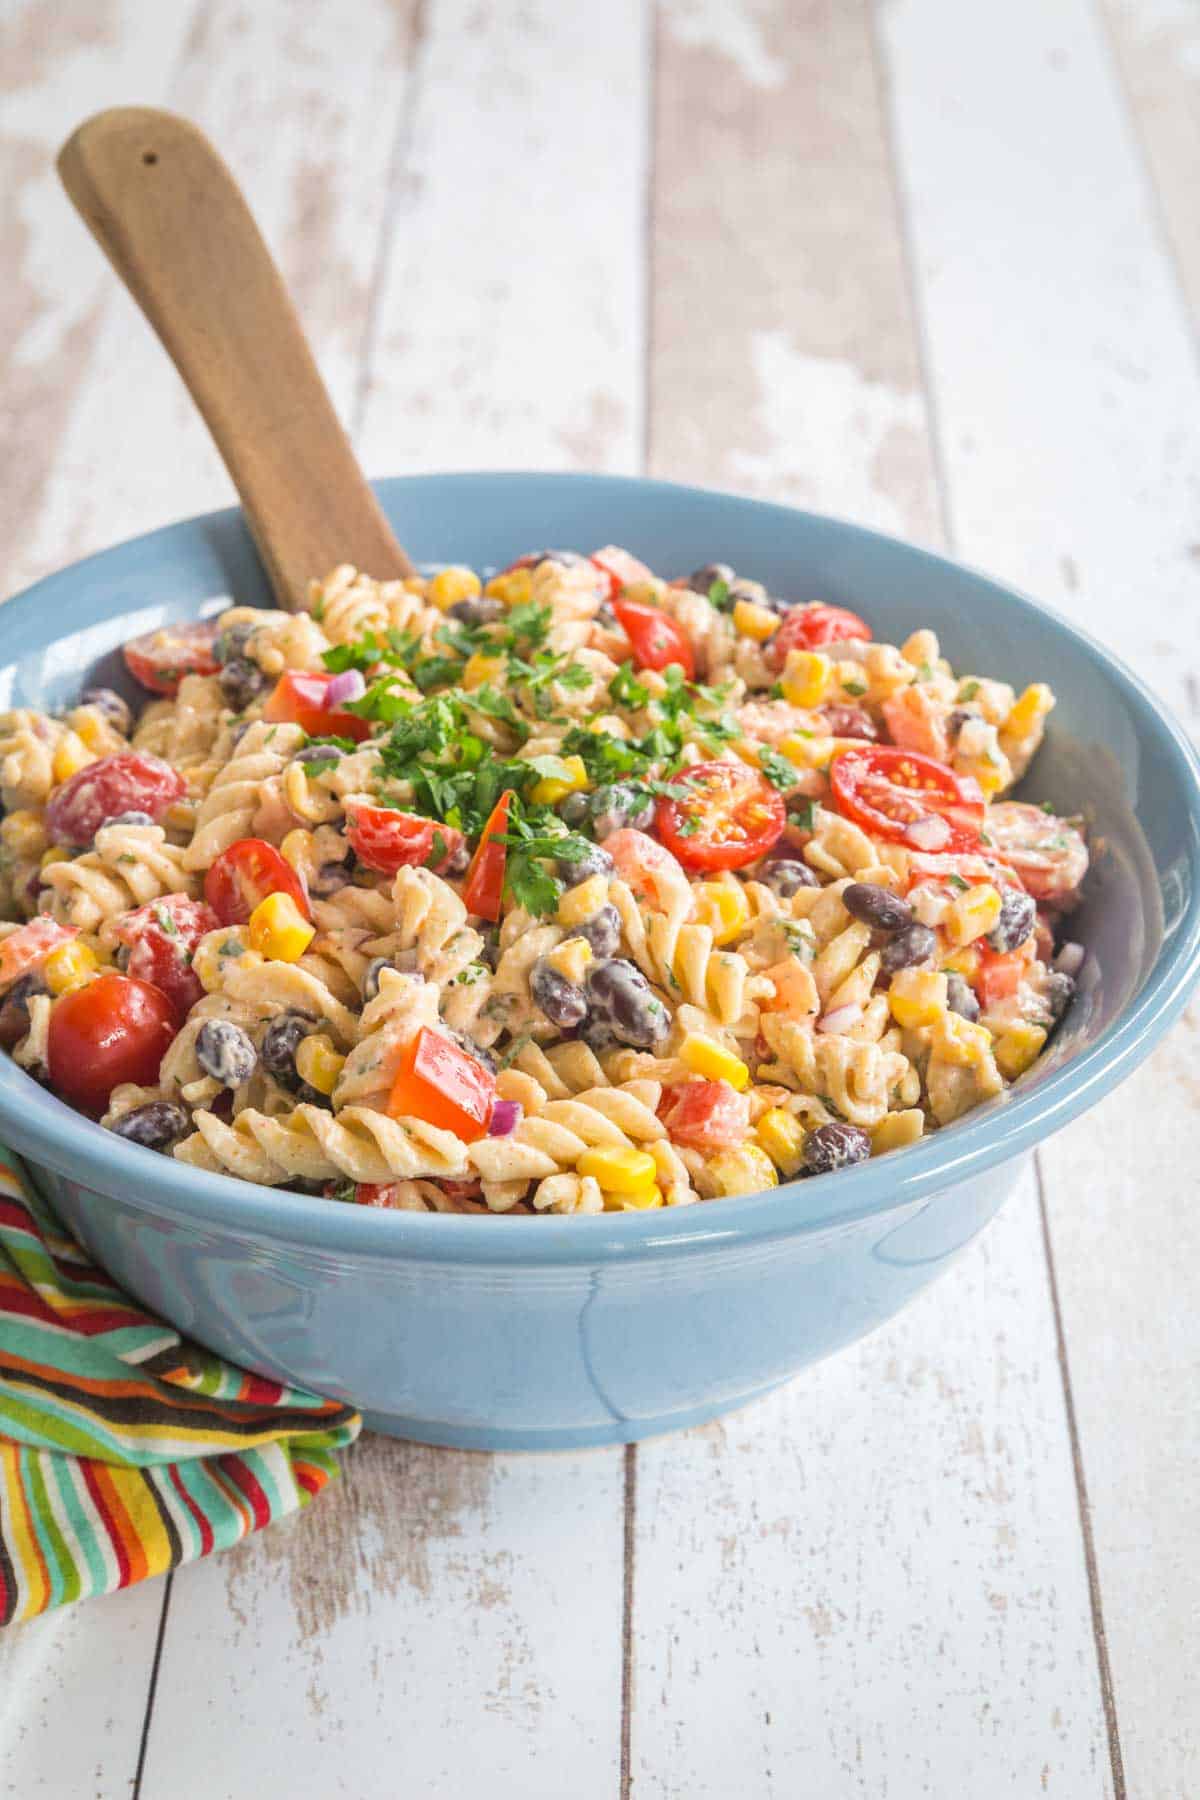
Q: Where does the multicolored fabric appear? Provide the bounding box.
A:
[0,1144,360,1623]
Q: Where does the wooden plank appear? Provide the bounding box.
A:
[138,5,646,1795]
[139,1438,625,1800]
[632,3,1112,1791]
[1102,0,1200,335]
[879,0,1200,1793]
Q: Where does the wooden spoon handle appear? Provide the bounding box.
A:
[57,106,414,608]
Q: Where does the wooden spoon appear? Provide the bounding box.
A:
[57,106,414,609]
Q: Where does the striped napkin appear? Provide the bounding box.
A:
[0,1143,360,1623]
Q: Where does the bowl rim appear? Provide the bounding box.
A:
[2,468,1199,1266]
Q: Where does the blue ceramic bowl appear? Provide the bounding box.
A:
[2,474,1198,1449]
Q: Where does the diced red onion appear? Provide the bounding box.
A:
[1053,940,1085,977]
[905,815,951,851]
[325,669,366,707]
[817,1004,862,1035]
[488,1099,522,1136]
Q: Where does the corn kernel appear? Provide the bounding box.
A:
[1004,682,1053,739]
[929,1011,993,1067]
[732,599,779,642]
[42,940,98,996]
[427,565,482,611]
[871,1109,925,1155]
[557,872,609,928]
[577,1146,658,1193]
[780,650,833,709]
[72,710,110,751]
[779,732,836,769]
[755,1107,805,1177]
[545,935,593,983]
[295,1032,346,1095]
[972,762,1007,799]
[678,1033,750,1091]
[39,846,72,869]
[463,651,506,691]
[484,568,533,608]
[888,968,947,1030]
[52,732,94,784]
[608,1183,664,1212]
[692,879,751,946]
[280,829,313,874]
[709,1143,778,1198]
[941,945,980,980]
[402,575,428,596]
[529,754,590,806]
[247,891,315,962]
[944,882,1003,948]
[993,1021,1047,1080]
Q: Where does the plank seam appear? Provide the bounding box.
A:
[619,1442,637,1800]
[131,1571,174,1800]
[641,0,659,478]
[1035,1152,1127,1800]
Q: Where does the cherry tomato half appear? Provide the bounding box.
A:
[589,545,654,600]
[658,1079,750,1152]
[345,806,465,878]
[463,790,513,921]
[984,802,1089,907]
[204,839,311,927]
[110,894,220,1020]
[830,746,984,852]
[0,918,78,992]
[655,760,786,873]
[45,751,186,847]
[768,603,872,671]
[123,619,220,696]
[387,1026,496,1141]
[47,973,177,1115]
[612,597,696,680]
[262,672,372,743]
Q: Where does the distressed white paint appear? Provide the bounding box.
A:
[356,0,648,477]
[882,1,1200,1792]
[658,0,787,88]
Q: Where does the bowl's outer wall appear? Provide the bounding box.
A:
[2,472,1198,1446]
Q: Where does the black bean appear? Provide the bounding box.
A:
[880,923,938,974]
[761,858,818,897]
[260,1012,315,1089]
[559,843,613,883]
[802,1121,872,1176]
[111,1100,191,1151]
[80,687,132,735]
[296,1081,333,1110]
[558,792,591,828]
[530,959,589,1028]
[1045,971,1075,1023]
[687,562,735,596]
[446,597,505,628]
[590,783,655,840]
[363,957,392,1001]
[477,925,500,971]
[0,974,45,1050]
[946,972,980,1022]
[213,621,256,665]
[292,742,349,770]
[219,656,268,710]
[946,706,979,741]
[442,838,470,878]
[595,601,617,630]
[195,1020,258,1087]
[574,904,621,959]
[309,854,355,898]
[843,882,913,933]
[100,810,154,830]
[821,705,877,742]
[988,887,1037,954]
[584,957,670,1049]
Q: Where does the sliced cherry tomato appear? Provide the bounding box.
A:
[0,918,78,993]
[123,619,220,696]
[612,597,696,680]
[658,1079,751,1152]
[262,672,372,743]
[345,806,465,878]
[204,838,311,926]
[984,802,1089,906]
[589,545,654,600]
[974,944,1029,1009]
[656,760,786,873]
[47,973,176,1115]
[45,751,186,847]
[110,894,220,1019]
[830,746,984,852]
[463,790,513,921]
[387,1026,496,1141]
[768,602,872,671]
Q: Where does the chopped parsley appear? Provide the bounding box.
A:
[758,749,800,792]
[707,577,732,611]
[958,679,980,702]
[788,799,817,832]
[841,680,867,697]
[945,873,969,891]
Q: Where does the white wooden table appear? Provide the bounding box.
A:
[2,2,1197,1794]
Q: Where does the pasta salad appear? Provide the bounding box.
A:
[0,549,1088,1214]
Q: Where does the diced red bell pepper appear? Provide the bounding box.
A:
[387,1026,496,1141]
[263,672,371,742]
